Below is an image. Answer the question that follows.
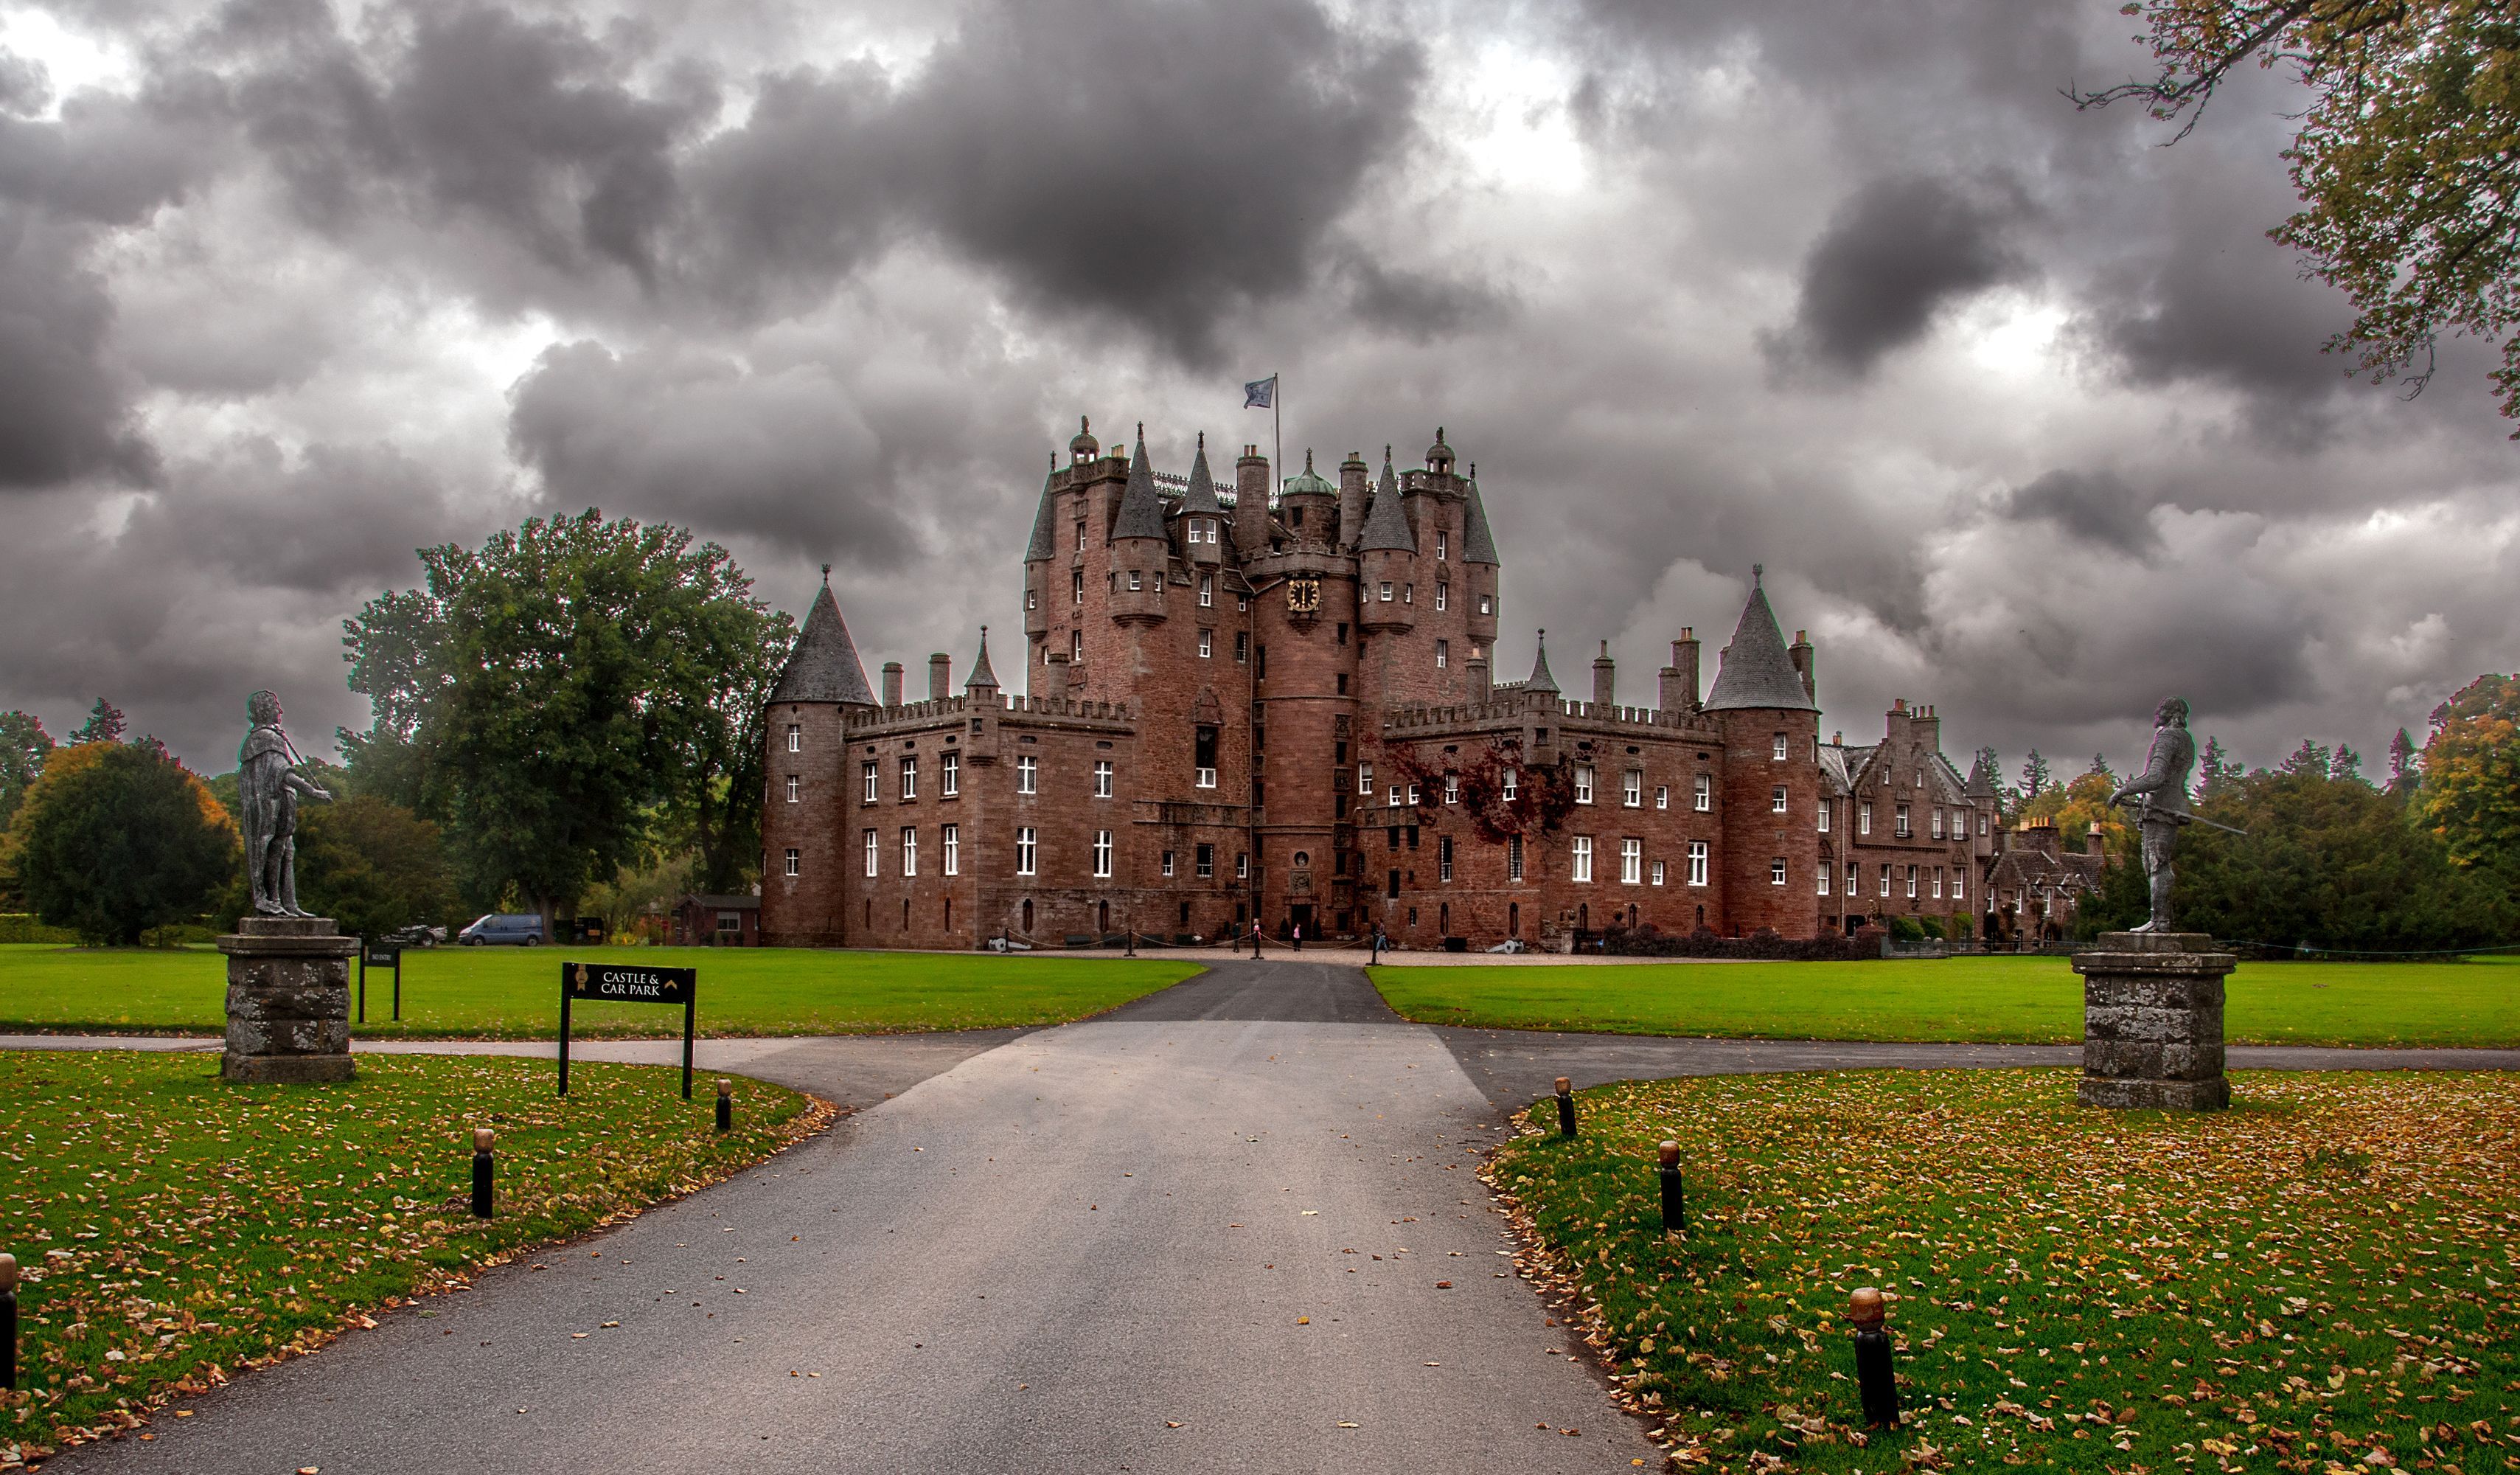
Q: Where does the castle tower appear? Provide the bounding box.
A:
[761,569,877,946]
[1460,465,1500,659]
[1279,450,1337,545]
[1336,450,1368,547]
[1356,447,1416,633]
[1021,457,1058,664]
[1109,426,1169,627]
[1176,434,1225,570]
[1233,445,1272,558]
[1705,566,1822,937]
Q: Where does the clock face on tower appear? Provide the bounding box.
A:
[1287,577,1321,614]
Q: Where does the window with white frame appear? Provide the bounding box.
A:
[1236,851,1249,879]
[942,824,958,875]
[1197,843,1214,878]
[1479,593,1493,614]
[786,774,799,803]
[1406,782,1420,805]
[785,723,800,752]
[1436,530,1448,560]
[1508,834,1525,881]
[1438,834,1454,882]
[1017,754,1037,794]
[941,751,958,796]
[1978,813,1989,838]
[1879,864,1892,897]
[1574,765,1595,804]
[1160,850,1174,877]
[1444,773,1459,803]
[1817,866,1830,895]
[900,755,917,799]
[1358,763,1374,795]
[1772,732,1788,760]
[1094,760,1113,798]
[1932,808,1945,839]
[1093,830,1113,878]
[1952,871,1964,900]
[863,828,878,877]
[1860,802,1873,836]
[1071,629,1083,662]
[1896,803,1911,838]
[1502,767,1517,801]
[1932,867,1943,899]
[1904,865,1918,899]
[1127,570,1142,591]
[1435,639,1448,668]
[1620,838,1642,884]
[1688,841,1709,886]
[1199,572,1213,607]
[1651,859,1666,886]
[783,847,800,877]
[1771,785,1788,814]
[1817,801,1831,833]
[862,760,879,803]
[1199,628,1212,658]
[1771,857,1786,886]
[1623,770,1642,807]
[1693,774,1711,812]
[1571,835,1594,882]
[1403,583,1413,603]
[901,827,917,877]
[1847,862,1859,896]
[1435,583,1448,611]
[1388,784,1402,808]
[1014,827,1037,875]
[1655,784,1669,810]
[1379,581,1393,602]
[1072,569,1084,603]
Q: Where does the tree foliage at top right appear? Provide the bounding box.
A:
[2084,0,2520,428]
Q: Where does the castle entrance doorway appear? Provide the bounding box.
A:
[1289,903,1314,937]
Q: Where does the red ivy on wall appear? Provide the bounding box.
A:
[1385,738,1577,844]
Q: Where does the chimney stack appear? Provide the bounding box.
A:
[1913,702,1942,755]
[1337,451,1368,547]
[1593,641,1616,709]
[1233,445,1270,558]
[1660,629,1700,711]
[928,652,951,701]
[1789,628,1815,704]
[1469,651,1491,702]
[881,662,904,708]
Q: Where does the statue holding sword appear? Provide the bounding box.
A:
[2109,695,2246,933]
[238,690,333,917]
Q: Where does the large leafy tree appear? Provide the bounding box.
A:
[7,741,237,945]
[343,510,792,924]
[0,709,52,830]
[293,794,460,940]
[2417,672,2520,872]
[2081,0,2520,429]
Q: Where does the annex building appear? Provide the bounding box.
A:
[759,423,2020,950]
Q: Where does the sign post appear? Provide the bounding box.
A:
[559,962,698,1099]
[358,940,403,1025]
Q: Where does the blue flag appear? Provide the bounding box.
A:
[1243,375,1276,409]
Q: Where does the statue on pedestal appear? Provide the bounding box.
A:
[239,690,331,917]
[2109,695,2196,933]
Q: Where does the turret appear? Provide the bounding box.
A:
[1357,446,1418,631]
[1705,566,1822,937]
[1023,458,1057,645]
[1660,629,1699,711]
[759,568,875,948]
[965,626,1000,699]
[1110,426,1170,625]
[1233,445,1271,558]
[1461,465,1500,647]
[1279,449,1336,544]
[1174,434,1225,567]
[1522,630,1558,711]
[1337,450,1368,547]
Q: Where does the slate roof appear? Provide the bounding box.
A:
[770,580,876,706]
[1111,428,1168,541]
[1704,571,1818,712]
[965,626,1000,690]
[1525,632,1559,693]
[1966,749,2001,798]
[1176,437,1223,517]
[1460,472,1500,565]
[1357,447,1416,553]
[1023,461,1059,562]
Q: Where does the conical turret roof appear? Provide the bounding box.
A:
[1112,426,1167,541]
[1023,458,1059,562]
[770,576,876,706]
[1965,748,1999,798]
[1357,445,1416,553]
[965,625,1000,691]
[1705,568,1818,712]
[1460,468,1499,566]
[1177,434,1222,516]
[1525,631,1559,693]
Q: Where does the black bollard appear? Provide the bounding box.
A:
[470,1127,495,1219]
[1,1251,18,1391]
[1850,1286,1901,1429]
[714,1077,733,1133]
[1554,1077,1577,1138]
[1657,1140,1687,1235]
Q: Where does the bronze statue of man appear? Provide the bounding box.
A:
[239,690,331,917]
[2109,695,2196,934]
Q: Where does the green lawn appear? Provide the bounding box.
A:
[1371,954,2520,1047]
[0,944,1198,1038]
[0,1050,816,1460]
[1493,1068,2520,1471]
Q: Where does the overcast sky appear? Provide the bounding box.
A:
[3,0,2513,782]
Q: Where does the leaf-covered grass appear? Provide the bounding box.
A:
[0,944,1197,1038]
[0,1050,819,1460]
[1490,1069,2520,1471]
[1372,954,2520,1047]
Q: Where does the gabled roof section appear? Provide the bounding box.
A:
[965,625,1000,691]
[1705,569,1819,712]
[1177,435,1223,517]
[770,577,875,706]
[1817,744,1858,794]
[1111,426,1167,541]
[1525,631,1559,693]
[1024,459,1061,562]
[1460,470,1500,565]
[1357,446,1416,553]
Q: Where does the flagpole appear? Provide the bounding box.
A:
[1273,372,1281,507]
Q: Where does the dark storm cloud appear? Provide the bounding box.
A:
[1764,173,2030,378]
[1335,249,1512,340]
[0,220,156,489]
[506,340,919,567]
[0,49,49,114]
[2004,469,2159,555]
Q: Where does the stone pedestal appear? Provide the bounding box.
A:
[2072,931,2232,1111]
[217,916,358,1083]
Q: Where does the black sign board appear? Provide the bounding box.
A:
[357,942,402,1024]
[558,962,698,1100]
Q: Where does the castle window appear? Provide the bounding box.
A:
[1199,628,1212,659]
[786,775,800,803]
[901,827,918,877]
[1847,862,1859,895]
[1772,732,1788,760]
[1694,774,1711,812]
[1388,783,1402,808]
[863,761,880,804]
[1444,773,1459,803]
[1388,869,1402,899]
[1771,785,1787,815]
[1195,726,1218,788]
[1403,583,1413,604]
[864,828,879,878]
[1772,857,1787,886]
[1479,594,1492,616]
[1501,768,1517,801]
[1073,569,1084,604]
[1336,622,1348,645]
[1161,850,1175,877]
[1932,867,1944,899]
[1655,785,1669,810]
[1623,770,1642,808]
[1199,573,1213,607]
[1879,864,1892,898]
[1952,871,1964,900]
[1436,834,1454,882]
[1336,673,1348,695]
[1071,629,1083,662]
[1652,860,1666,885]
[1027,589,1037,610]
[900,755,917,800]
[1075,518,1085,549]
[1197,843,1214,878]
[1435,530,1448,560]
[1818,864,1829,895]
[1016,827,1037,876]
[1896,804,1911,838]
[1978,813,1989,838]
[1932,808,1946,839]
[784,848,800,877]
[1128,570,1142,591]
[1572,835,1594,883]
[786,723,800,753]
[941,751,958,796]
[943,824,958,875]
[1094,760,1114,798]
[1621,839,1642,884]
[1236,851,1249,880]
[1435,639,1448,668]
[1379,582,1393,602]
[1017,755,1037,794]
[1817,800,1830,833]
[1388,826,1399,851]
[1359,763,1374,795]
[1236,632,1248,663]
[1508,834,1525,881]
[1859,802,1873,836]
[1905,865,1918,899]
[1574,765,1595,804]
[1435,583,1447,611]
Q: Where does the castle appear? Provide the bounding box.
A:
[759,422,2028,949]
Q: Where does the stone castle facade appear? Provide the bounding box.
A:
[759,422,2022,949]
